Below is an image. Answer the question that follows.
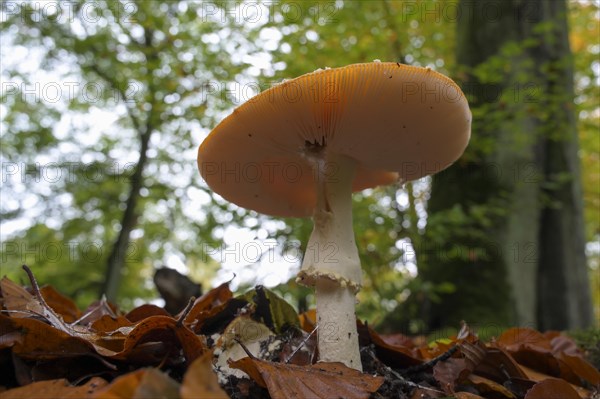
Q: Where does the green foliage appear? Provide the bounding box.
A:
[239,286,300,333]
[1,0,257,308]
[569,328,600,370]
[569,1,600,242]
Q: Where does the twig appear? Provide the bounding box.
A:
[366,348,445,395]
[176,296,196,327]
[22,265,43,300]
[285,325,318,364]
[234,337,257,360]
[401,345,459,375]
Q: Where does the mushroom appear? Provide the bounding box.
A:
[197,62,471,371]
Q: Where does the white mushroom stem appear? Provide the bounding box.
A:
[298,152,362,371]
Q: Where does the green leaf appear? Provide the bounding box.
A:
[239,285,299,333]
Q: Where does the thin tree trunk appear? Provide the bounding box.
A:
[101,29,157,302]
[101,123,153,301]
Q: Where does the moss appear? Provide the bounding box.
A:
[568,328,600,370]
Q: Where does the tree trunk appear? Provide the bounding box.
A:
[101,29,157,302]
[534,1,593,329]
[421,0,592,330]
[101,122,152,301]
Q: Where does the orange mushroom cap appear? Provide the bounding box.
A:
[198,62,471,217]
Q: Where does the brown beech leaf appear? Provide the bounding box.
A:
[547,332,583,356]
[359,322,423,368]
[475,346,528,382]
[92,368,179,399]
[460,341,487,371]
[523,378,581,399]
[544,332,600,386]
[40,285,82,323]
[468,374,516,398]
[498,330,585,386]
[230,357,384,399]
[184,282,233,325]
[497,328,552,352]
[518,364,593,399]
[0,314,96,359]
[109,315,205,364]
[77,298,119,326]
[556,351,600,386]
[2,377,107,399]
[90,314,135,334]
[433,357,470,393]
[298,309,316,333]
[181,350,228,399]
[1,276,105,348]
[125,304,170,322]
[379,333,421,349]
[0,276,43,318]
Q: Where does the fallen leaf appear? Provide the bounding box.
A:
[92,369,145,399]
[230,357,384,399]
[523,378,581,399]
[433,358,470,393]
[546,333,600,386]
[0,314,95,359]
[239,285,300,333]
[77,298,119,326]
[497,328,552,352]
[468,374,516,398]
[1,276,107,348]
[132,367,181,399]
[184,282,233,325]
[214,315,277,381]
[2,377,107,399]
[518,364,593,399]
[360,323,423,368]
[125,304,170,322]
[110,315,206,365]
[40,285,82,323]
[90,314,134,334]
[181,351,228,399]
[378,333,419,349]
[0,277,43,318]
[503,377,536,398]
[548,333,582,357]
[298,309,316,333]
[195,298,250,336]
[461,341,487,371]
[556,351,600,386]
[475,346,528,382]
[92,368,179,399]
[498,328,589,386]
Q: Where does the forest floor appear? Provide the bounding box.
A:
[0,266,598,399]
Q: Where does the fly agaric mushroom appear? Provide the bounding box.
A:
[198,62,471,371]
